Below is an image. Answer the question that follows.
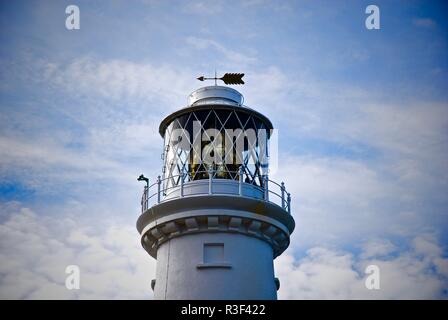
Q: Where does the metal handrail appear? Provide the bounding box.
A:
[140,168,291,214]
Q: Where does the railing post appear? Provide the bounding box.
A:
[145,186,148,211]
[281,182,285,209]
[141,186,147,213]
[239,166,243,196]
[157,175,161,203]
[208,168,213,195]
[180,172,184,198]
[287,192,291,214]
[264,175,269,201]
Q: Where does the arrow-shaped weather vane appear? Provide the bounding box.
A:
[197,73,245,85]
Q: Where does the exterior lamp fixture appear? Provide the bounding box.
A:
[137,174,149,187]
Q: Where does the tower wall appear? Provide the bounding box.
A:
[154,232,277,300]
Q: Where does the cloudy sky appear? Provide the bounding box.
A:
[0,0,447,299]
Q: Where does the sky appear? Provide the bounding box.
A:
[0,0,447,299]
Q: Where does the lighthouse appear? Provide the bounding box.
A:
[137,78,295,299]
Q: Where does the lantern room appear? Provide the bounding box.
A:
[159,86,273,192]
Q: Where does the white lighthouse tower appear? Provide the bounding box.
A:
[137,81,295,300]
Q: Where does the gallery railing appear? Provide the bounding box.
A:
[141,168,291,214]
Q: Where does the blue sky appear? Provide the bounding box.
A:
[0,0,447,299]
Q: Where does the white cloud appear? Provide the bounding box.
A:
[270,155,397,248]
[336,102,448,158]
[186,36,257,65]
[45,57,194,108]
[239,67,448,172]
[1,202,446,299]
[0,133,141,197]
[276,235,448,299]
[182,1,224,15]
[0,57,180,194]
[359,239,396,260]
[0,202,156,299]
[234,66,448,251]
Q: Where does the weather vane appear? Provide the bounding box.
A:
[197,72,245,85]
